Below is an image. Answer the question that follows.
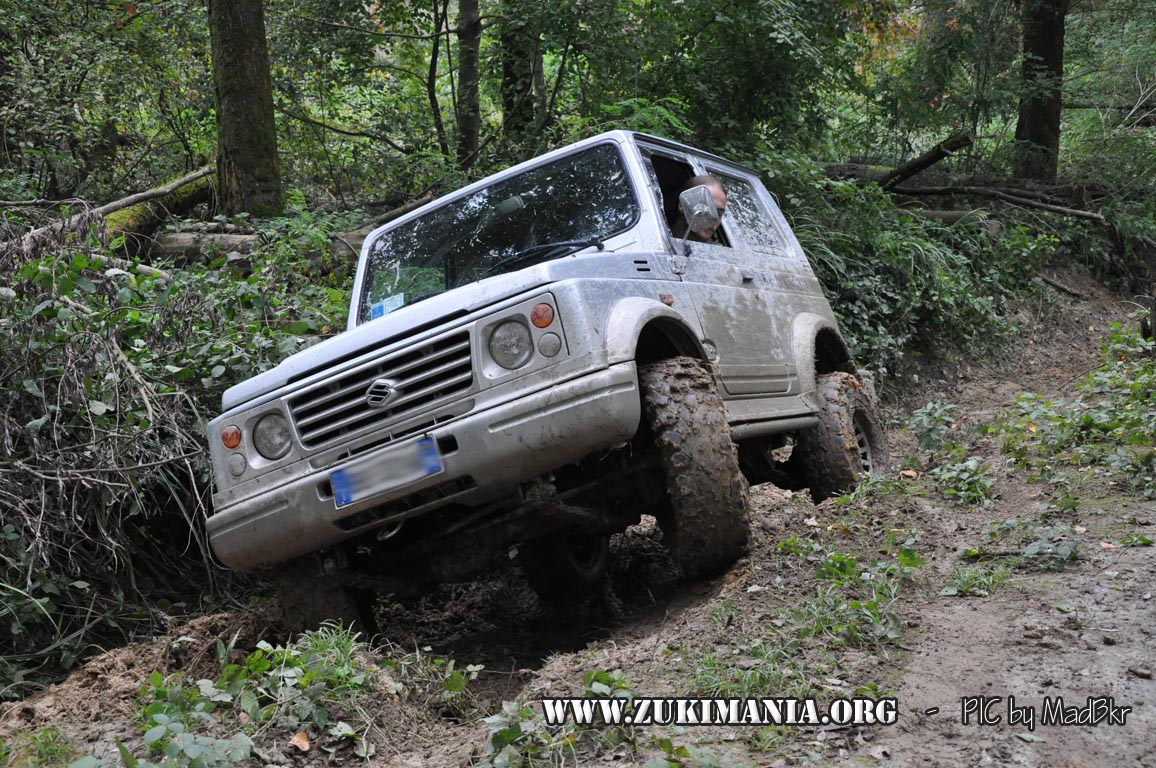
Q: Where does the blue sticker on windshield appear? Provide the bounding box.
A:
[371,294,405,319]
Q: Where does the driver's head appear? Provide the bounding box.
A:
[681,175,727,241]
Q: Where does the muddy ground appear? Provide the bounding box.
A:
[3,269,1154,767]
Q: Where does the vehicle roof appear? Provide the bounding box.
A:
[359,130,758,250]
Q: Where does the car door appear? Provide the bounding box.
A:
[700,166,810,398]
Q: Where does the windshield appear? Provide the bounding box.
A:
[358,142,639,323]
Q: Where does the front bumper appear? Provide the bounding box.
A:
[207,362,641,570]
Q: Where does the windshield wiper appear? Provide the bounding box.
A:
[483,237,605,277]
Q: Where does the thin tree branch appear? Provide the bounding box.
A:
[275,104,412,154]
[427,0,451,158]
[890,185,1107,223]
[283,13,454,41]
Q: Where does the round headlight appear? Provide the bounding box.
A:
[253,413,292,460]
[488,320,534,370]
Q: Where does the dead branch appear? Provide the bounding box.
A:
[87,252,172,280]
[2,166,215,260]
[276,104,412,154]
[889,185,1107,224]
[0,198,87,208]
[878,132,973,189]
[1038,272,1087,299]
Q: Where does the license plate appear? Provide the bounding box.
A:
[330,436,443,508]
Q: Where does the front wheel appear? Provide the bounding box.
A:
[640,357,750,579]
[519,533,610,602]
[274,566,378,636]
[795,371,889,501]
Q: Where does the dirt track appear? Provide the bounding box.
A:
[3,269,1153,767]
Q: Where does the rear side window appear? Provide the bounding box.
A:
[715,174,784,253]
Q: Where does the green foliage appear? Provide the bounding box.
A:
[939,564,1010,597]
[931,457,996,506]
[0,209,353,696]
[53,624,380,768]
[966,517,1081,571]
[475,668,632,767]
[479,699,568,768]
[691,636,811,700]
[582,669,633,702]
[774,539,920,650]
[378,643,484,720]
[746,152,1052,375]
[908,401,960,454]
[999,321,1156,497]
[775,534,821,556]
[0,726,77,768]
[0,0,212,200]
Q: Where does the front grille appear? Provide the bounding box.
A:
[288,331,473,448]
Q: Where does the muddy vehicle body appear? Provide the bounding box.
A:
[205,131,887,619]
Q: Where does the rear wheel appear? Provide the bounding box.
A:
[519,533,610,601]
[639,357,750,579]
[796,371,889,501]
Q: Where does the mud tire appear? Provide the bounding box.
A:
[640,356,750,579]
[796,371,890,501]
[519,534,609,602]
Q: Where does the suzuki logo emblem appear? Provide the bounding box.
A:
[365,379,401,408]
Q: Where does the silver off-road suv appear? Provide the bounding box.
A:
[206,131,887,625]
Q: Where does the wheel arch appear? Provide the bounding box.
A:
[792,313,856,398]
[605,297,706,366]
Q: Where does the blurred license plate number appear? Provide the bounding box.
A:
[330,436,443,508]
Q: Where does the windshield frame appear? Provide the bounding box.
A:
[350,138,641,327]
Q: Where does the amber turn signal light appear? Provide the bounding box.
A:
[221,425,242,449]
[530,303,555,328]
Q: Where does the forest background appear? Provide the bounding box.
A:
[1,0,1154,698]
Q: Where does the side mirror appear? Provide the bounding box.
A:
[678,185,721,236]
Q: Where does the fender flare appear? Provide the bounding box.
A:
[791,312,852,398]
[604,297,703,365]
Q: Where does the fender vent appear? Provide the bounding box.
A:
[633,258,651,273]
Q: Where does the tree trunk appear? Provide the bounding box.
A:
[500,0,541,148]
[1013,0,1070,182]
[206,0,282,216]
[456,0,482,167]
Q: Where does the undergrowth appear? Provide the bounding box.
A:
[0,200,357,697]
[999,320,1156,497]
[0,622,485,768]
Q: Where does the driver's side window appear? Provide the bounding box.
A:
[640,149,730,248]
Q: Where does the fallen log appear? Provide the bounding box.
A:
[104,173,215,254]
[150,232,258,263]
[2,166,215,260]
[822,133,973,188]
[1038,272,1086,299]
